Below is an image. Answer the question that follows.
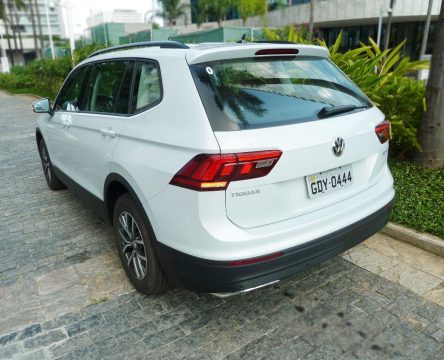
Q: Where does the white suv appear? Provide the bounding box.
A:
[33,41,394,295]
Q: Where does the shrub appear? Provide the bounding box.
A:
[0,44,105,99]
[27,57,73,98]
[73,43,107,66]
[322,35,428,157]
[389,160,444,238]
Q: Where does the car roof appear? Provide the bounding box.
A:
[78,41,330,67]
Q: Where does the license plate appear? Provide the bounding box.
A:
[306,165,353,198]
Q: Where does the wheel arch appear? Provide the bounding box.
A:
[35,127,43,147]
[104,173,148,226]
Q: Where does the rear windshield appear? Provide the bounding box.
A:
[190,56,372,131]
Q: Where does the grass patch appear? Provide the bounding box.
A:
[389,160,443,238]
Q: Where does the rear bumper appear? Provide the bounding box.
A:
[154,200,393,293]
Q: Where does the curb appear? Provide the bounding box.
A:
[381,222,444,257]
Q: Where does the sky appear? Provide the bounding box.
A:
[67,0,158,36]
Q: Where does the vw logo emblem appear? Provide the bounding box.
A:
[332,137,345,157]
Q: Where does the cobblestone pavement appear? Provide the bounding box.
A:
[0,91,443,360]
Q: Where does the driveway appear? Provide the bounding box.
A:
[0,91,443,360]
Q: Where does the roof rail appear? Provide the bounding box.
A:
[87,41,189,58]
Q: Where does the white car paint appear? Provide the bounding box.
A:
[37,42,394,265]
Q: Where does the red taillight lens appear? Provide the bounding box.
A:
[255,49,299,56]
[375,121,390,144]
[170,150,282,191]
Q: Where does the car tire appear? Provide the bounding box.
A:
[38,138,66,190]
[113,193,170,295]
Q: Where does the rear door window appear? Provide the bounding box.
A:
[131,61,162,114]
[190,57,372,131]
[84,61,129,114]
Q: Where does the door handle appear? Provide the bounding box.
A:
[100,128,116,138]
[62,119,71,128]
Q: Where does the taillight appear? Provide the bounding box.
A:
[375,121,390,144]
[170,150,282,191]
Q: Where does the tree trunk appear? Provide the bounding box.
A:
[308,0,315,35]
[28,0,39,58]
[34,0,44,52]
[4,21,14,66]
[7,2,19,55]
[12,1,23,52]
[416,0,444,168]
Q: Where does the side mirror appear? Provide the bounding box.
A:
[32,98,54,116]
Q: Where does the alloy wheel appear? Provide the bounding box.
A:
[118,211,147,279]
[40,140,52,182]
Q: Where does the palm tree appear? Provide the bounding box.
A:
[200,0,232,27]
[157,0,189,27]
[236,0,266,27]
[0,0,27,62]
[416,0,444,168]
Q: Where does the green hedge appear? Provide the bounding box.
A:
[0,44,106,99]
[390,160,444,238]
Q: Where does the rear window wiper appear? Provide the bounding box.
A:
[318,105,369,119]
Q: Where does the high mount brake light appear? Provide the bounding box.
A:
[255,49,299,56]
[170,150,282,191]
[375,121,390,144]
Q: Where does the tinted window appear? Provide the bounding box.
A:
[115,62,134,114]
[131,62,161,113]
[84,61,128,114]
[55,66,90,111]
[190,57,372,131]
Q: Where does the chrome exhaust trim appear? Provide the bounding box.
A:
[210,280,280,298]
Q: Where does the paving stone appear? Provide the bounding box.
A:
[380,263,443,296]
[384,293,424,318]
[0,331,18,347]
[264,336,313,360]
[23,329,67,349]
[17,324,43,341]
[42,312,82,331]
[20,349,47,360]
[65,313,106,337]
[0,343,22,359]
[71,336,120,360]
[49,332,93,358]
[397,332,441,358]
[142,325,185,352]
[430,329,444,343]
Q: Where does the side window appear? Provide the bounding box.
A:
[84,61,128,114]
[54,66,90,111]
[131,62,162,113]
[115,62,134,114]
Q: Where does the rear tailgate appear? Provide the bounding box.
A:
[216,106,387,228]
[187,44,388,228]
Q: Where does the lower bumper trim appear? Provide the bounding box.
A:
[154,200,393,293]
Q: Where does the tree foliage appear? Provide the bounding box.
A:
[198,0,233,27]
[0,0,26,22]
[235,0,267,26]
[157,0,189,27]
